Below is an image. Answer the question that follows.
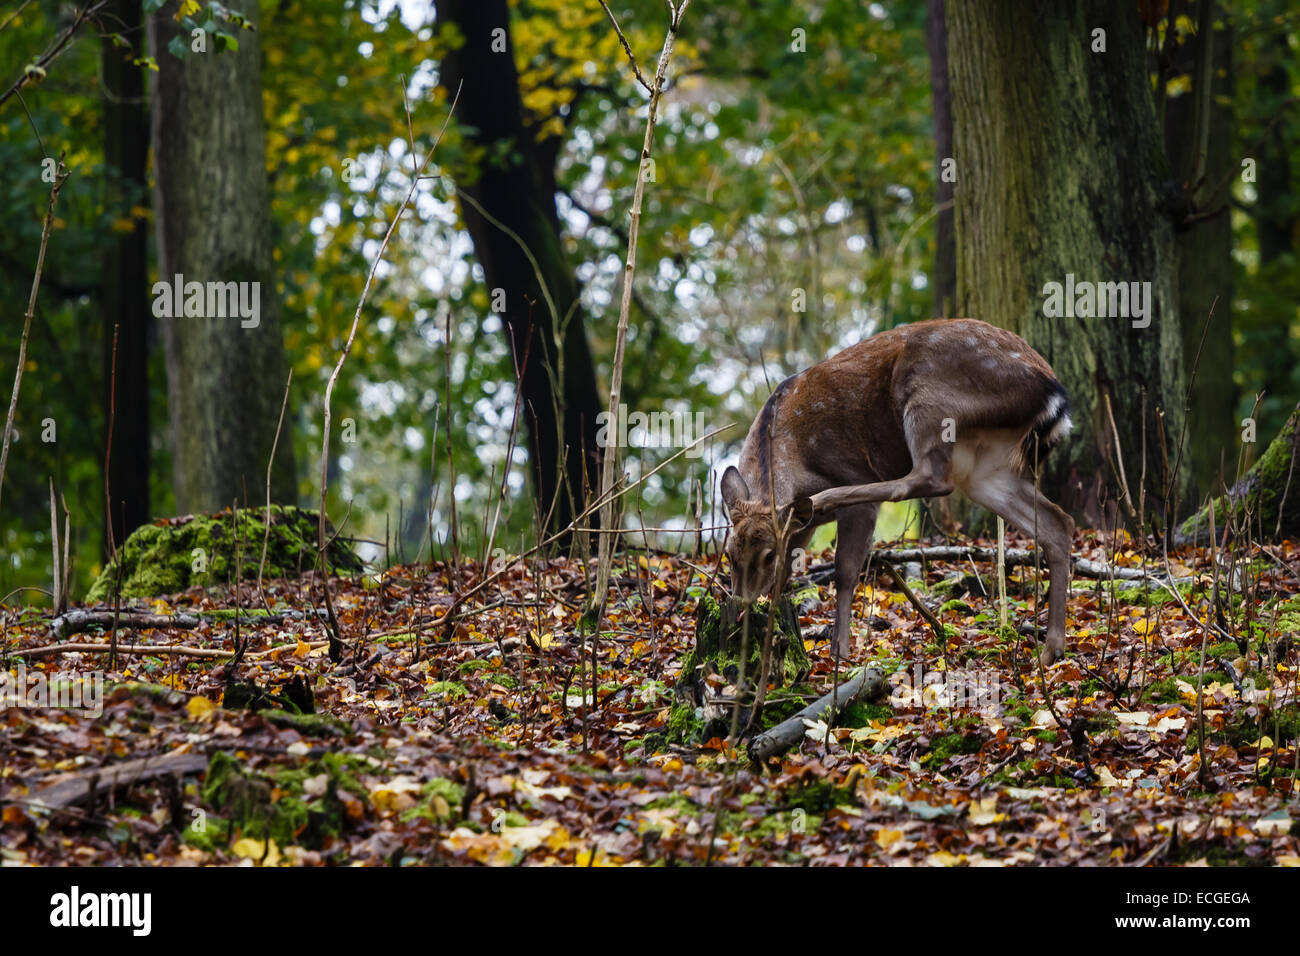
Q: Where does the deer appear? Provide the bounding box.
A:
[719,318,1075,667]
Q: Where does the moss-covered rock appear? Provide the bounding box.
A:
[86,505,362,602]
[668,593,809,745]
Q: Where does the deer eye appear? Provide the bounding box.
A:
[760,549,775,568]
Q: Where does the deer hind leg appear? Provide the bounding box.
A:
[960,461,1073,665]
[827,504,878,658]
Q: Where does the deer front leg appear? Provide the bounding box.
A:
[829,505,877,658]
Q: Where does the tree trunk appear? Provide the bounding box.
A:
[926,0,956,318]
[1164,1,1235,501]
[947,1,1188,526]
[1180,404,1300,543]
[101,0,152,548]
[435,0,603,541]
[148,2,296,514]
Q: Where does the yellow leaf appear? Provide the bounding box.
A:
[231,837,281,866]
[186,695,217,720]
[294,640,311,657]
[876,828,903,848]
[967,796,1004,826]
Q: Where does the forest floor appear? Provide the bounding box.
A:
[3,532,1300,867]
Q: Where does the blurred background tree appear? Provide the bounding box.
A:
[0,0,1295,603]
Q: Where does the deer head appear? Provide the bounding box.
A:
[720,465,813,602]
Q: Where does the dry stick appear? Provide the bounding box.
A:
[0,1,35,33]
[597,1,653,93]
[442,306,460,588]
[1197,497,1217,789]
[1166,297,1217,541]
[258,368,293,613]
[880,560,945,645]
[106,324,122,669]
[0,158,66,510]
[58,490,70,613]
[1104,391,1138,520]
[317,84,460,658]
[589,0,692,629]
[48,477,60,612]
[0,1,107,112]
[402,424,733,641]
[996,516,1008,631]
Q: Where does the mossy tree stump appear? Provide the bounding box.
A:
[87,505,362,602]
[668,593,809,745]
[1180,403,1300,543]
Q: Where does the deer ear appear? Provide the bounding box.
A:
[720,466,750,513]
[785,496,815,531]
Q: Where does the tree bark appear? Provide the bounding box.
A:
[925,0,956,318]
[148,2,296,514]
[1164,1,1235,501]
[435,0,603,540]
[100,0,152,546]
[947,1,1188,525]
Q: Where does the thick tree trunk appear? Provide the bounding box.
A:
[435,0,603,540]
[947,1,1188,525]
[100,0,151,547]
[148,2,296,513]
[925,0,956,318]
[1164,2,1235,501]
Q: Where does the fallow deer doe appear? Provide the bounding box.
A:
[720,318,1075,666]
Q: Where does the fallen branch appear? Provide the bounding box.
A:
[17,641,226,660]
[801,547,1176,583]
[748,667,888,764]
[49,609,201,639]
[24,749,210,811]
[14,637,332,661]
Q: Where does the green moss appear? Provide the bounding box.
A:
[401,776,466,823]
[181,814,230,853]
[261,708,351,739]
[668,593,809,745]
[840,700,893,727]
[786,777,856,813]
[86,505,362,602]
[925,732,982,762]
[1144,677,1181,704]
[199,750,373,849]
[203,607,274,621]
[426,681,469,699]
[667,703,704,743]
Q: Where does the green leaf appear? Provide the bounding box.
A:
[167,35,190,60]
